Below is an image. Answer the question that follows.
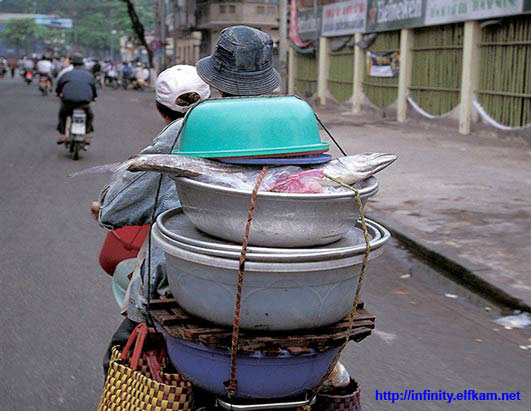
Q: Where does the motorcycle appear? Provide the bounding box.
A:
[94,72,103,89]
[38,75,52,96]
[24,70,33,85]
[64,109,88,160]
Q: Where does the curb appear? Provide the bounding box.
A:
[369,212,531,313]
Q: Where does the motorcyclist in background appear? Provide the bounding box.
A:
[92,59,102,86]
[22,56,35,77]
[121,61,133,88]
[55,53,97,145]
[37,55,53,89]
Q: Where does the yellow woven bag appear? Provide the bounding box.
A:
[97,324,193,411]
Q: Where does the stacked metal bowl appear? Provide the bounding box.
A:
[152,96,391,400]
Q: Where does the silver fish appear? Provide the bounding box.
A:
[320,152,397,185]
[126,154,251,176]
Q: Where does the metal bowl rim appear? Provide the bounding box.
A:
[156,207,382,254]
[173,175,379,199]
[153,224,384,262]
[154,222,390,270]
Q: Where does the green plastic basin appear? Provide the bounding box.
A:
[173,96,329,158]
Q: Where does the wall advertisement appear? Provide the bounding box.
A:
[366,0,425,32]
[321,0,367,36]
[298,0,531,38]
[425,0,523,25]
[367,51,400,77]
[298,8,323,41]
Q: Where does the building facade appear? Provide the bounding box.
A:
[195,0,279,56]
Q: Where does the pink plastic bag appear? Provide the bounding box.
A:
[271,169,325,193]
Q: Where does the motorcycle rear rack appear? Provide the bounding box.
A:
[215,394,316,411]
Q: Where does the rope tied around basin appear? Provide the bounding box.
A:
[226,165,269,397]
[303,174,372,408]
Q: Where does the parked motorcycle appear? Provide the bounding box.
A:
[131,77,145,91]
[64,109,88,160]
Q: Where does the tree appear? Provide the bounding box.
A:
[0,0,155,61]
[0,19,43,54]
[119,0,154,67]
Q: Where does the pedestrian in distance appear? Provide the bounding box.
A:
[8,56,16,78]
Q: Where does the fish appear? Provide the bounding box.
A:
[126,154,252,176]
[70,153,397,193]
[320,152,397,185]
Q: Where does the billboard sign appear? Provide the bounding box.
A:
[366,0,425,32]
[322,0,367,36]
[425,0,523,25]
[35,15,73,29]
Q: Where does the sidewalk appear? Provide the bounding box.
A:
[315,106,531,311]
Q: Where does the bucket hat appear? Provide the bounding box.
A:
[196,26,280,96]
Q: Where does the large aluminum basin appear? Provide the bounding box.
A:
[172,176,379,247]
[153,223,389,331]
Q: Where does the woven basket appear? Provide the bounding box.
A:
[314,379,361,411]
[97,346,194,411]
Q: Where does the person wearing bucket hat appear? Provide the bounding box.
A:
[90,66,210,376]
[196,25,280,96]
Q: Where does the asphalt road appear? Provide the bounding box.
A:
[0,76,529,411]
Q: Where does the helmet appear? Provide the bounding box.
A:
[71,53,84,65]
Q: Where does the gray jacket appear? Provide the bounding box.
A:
[98,120,182,322]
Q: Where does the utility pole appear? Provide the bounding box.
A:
[160,0,168,69]
[279,0,288,94]
[173,0,180,65]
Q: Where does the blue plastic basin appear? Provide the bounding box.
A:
[157,324,340,399]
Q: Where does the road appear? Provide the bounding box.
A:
[0,76,529,411]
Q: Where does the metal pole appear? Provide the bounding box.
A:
[279,0,288,94]
[160,0,167,68]
[173,0,179,64]
[313,0,318,42]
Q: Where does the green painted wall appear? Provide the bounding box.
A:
[479,15,531,127]
[410,23,463,115]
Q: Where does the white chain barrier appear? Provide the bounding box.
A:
[407,93,454,119]
[472,94,531,131]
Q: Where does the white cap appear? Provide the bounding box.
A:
[156,65,211,113]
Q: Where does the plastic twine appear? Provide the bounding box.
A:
[304,174,372,409]
[226,165,269,397]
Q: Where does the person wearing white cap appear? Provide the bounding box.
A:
[90,66,210,376]
[154,64,210,123]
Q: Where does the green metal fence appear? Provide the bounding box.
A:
[328,48,354,102]
[294,52,318,97]
[479,16,531,127]
[363,31,400,108]
[411,24,463,115]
